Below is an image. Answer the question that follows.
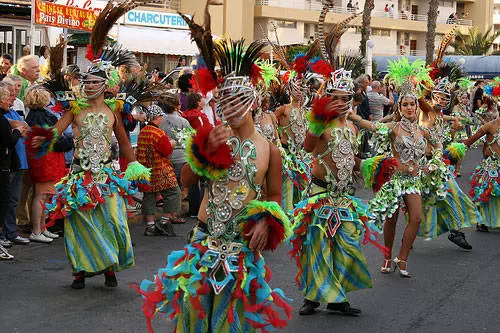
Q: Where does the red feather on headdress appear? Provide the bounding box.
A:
[292,56,308,76]
[311,60,333,79]
[250,64,263,86]
[191,66,217,97]
[493,86,500,97]
[282,71,291,84]
[85,44,95,61]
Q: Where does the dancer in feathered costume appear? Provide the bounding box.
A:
[289,5,387,315]
[269,24,317,214]
[417,31,480,248]
[290,66,387,315]
[137,3,292,332]
[348,58,443,277]
[450,78,474,175]
[253,60,280,145]
[28,0,150,289]
[465,78,500,232]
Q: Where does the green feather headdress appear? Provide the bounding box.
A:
[256,59,278,88]
[457,77,474,92]
[384,58,433,98]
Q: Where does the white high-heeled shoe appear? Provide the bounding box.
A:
[380,259,392,273]
[393,257,411,278]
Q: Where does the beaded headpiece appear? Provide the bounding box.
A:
[146,104,165,122]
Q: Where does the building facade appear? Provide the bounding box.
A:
[181,0,492,56]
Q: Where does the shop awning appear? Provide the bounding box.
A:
[115,25,198,56]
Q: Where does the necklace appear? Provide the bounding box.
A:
[399,116,418,134]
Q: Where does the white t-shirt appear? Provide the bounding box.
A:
[202,91,217,125]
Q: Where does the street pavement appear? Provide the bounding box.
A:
[2,147,500,333]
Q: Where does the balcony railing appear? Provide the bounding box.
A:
[255,1,473,26]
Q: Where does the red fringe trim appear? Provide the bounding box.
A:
[241,216,285,251]
[374,157,399,192]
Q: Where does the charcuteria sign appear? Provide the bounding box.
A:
[124,9,190,30]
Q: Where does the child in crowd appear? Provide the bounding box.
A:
[137,105,180,236]
[25,86,73,243]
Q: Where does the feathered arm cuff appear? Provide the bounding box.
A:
[185,125,233,180]
[361,155,399,192]
[306,96,340,136]
[239,200,292,251]
[25,126,59,158]
[125,161,151,187]
[443,142,466,166]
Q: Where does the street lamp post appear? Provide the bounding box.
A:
[366,39,374,77]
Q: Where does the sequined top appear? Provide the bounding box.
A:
[74,112,113,174]
[393,118,427,167]
[316,127,357,196]
[279,107,307,154]
[205,136,262,242]
[255,111,277,143]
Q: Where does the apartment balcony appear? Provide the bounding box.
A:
[494,14,500,25]
[255,0,473,27]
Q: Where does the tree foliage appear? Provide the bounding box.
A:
[450,26,500,55]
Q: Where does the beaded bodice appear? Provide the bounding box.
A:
[317,127,357,196]
[393,117,427,166]
[487,127,500,158]
[205,136,262,242]
[75,112,112,174]
[255,111,277,143]
[280,107,306,154]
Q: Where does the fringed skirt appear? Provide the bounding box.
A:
[137,225,292,333]
[419,171,481,238]
[469,156,500,228]
[46,166,136,274]
[289,188,380,304]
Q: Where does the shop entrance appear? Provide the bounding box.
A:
[0,25,41,62]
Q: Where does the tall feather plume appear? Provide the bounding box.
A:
[214,38,266,78]
[305,39,320,61]
[317,1,333,62]
[178,0,218,80]
[262,22,290,70]
[88,0,137,60]
[324,13,360,67]
[435,26,456,66]
[42,40,72,94]
[48,41,65,76]
[335,49,365,73]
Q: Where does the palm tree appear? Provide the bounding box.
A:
[360,0,374,57]
[425,0,440,65]
[451,26,500,55]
